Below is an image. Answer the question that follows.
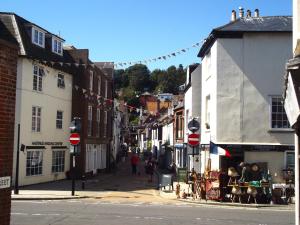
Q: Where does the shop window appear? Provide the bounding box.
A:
[52,150,65,173]
[26,150,43,176]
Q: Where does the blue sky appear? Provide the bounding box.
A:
[1,0,292,71]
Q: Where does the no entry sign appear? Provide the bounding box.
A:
[188,133,199,146]
[70,133,80,145]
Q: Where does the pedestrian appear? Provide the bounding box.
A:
[131,152,139,175]
[146,157,154,182]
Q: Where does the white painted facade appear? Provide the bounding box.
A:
[162,122,173,147]
[85,144,107,174]
[184,65,202,172]
[201,33,293,180]
[13,58,72,186]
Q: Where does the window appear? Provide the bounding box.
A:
[285,151,295,169]
[103,111,107,137]
[89,71,94,91]
[52,151,65,173]
[205,95,211,129]
[176,112,183,139]
[26,151,43,176]
[57,74,65,88]
[33,65,44,91]
[32,27,45,47]
[105,80,108,98]
[52,37,63,55]
[88,105,93,136]
[32,106,41,132]
[96,108,100,137]
[271,96,290,129]
[56,111,63,129]
[98,77,101,95]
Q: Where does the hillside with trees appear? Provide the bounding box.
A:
[114,64,186,109]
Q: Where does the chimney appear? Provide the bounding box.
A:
[231,10,237,22]
[239,7,244,18]
[254,9,259,17]
[246,9,251,17]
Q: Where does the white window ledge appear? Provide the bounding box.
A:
[268,128,294,133]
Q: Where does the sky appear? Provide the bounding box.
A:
[1,0,292,71]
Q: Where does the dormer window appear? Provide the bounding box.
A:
[52,37,63,55]
[32,27,45,47]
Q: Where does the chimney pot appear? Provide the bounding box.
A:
[231,10,237,21]
[254,9,259,17]
[239,7,244,18]
[246,10,251,17]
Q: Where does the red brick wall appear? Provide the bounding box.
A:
[0,40,18,225]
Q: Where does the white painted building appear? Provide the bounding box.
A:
[184,64,202,172]
[199,10,293,183]
[0,13,73,186]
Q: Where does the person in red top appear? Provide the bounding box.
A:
[131,153,139,175]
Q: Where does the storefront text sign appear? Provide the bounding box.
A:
[0,176,11,189]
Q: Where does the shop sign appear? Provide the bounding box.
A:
[0,176,11,189]
[32,141,63,146]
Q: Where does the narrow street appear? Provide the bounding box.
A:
[11,199,294,225]
[11,154,295,225]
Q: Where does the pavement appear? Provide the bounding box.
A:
[11,153,295,210]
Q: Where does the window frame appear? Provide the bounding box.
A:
[88,105,93,136]
[32,106,41,132]
[284,151,295,170]
[103,110,107,137]
[26,150,43,176]
[57,73,65,88]
[98,76,101,95]
[52,37,63,55]
[56,110,63,129]
[52,150,65,173]
[105,80,108,98]
[31,27,45,48]
[33,65,44,92]
[96,108,100,137]
[89,71,94,91]
[269,95,290,130]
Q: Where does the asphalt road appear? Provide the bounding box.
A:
[11,199,294,225]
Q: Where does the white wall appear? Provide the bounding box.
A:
[216,33,293,144]
[13,58,72,186]
[294,0,300,52]
[191,65,202,119]
[201,43,218,144]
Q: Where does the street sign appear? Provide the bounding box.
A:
[188,133,199,146]
[188,118,200,132]
[0,176,11,189]
[69,133,80,145]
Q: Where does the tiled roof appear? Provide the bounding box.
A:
[198,16,292,57]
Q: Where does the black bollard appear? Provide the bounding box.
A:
[81,175,86,190]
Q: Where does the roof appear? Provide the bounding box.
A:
[198,16,292,58]
[0,12,72,63]
[0,20,17,45]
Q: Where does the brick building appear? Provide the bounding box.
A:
[67,48,113,175]
[0,20,18,225]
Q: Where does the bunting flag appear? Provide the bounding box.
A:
[82,88,87,94]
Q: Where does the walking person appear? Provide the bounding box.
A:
[131,152,139,175]
[146,157,154,182]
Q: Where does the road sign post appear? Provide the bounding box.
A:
[188,118,200,170]
[69,117,81,196]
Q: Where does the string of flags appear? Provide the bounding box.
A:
[73,84,156,116]
[31,39,205,71]
[114,40,204,68]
